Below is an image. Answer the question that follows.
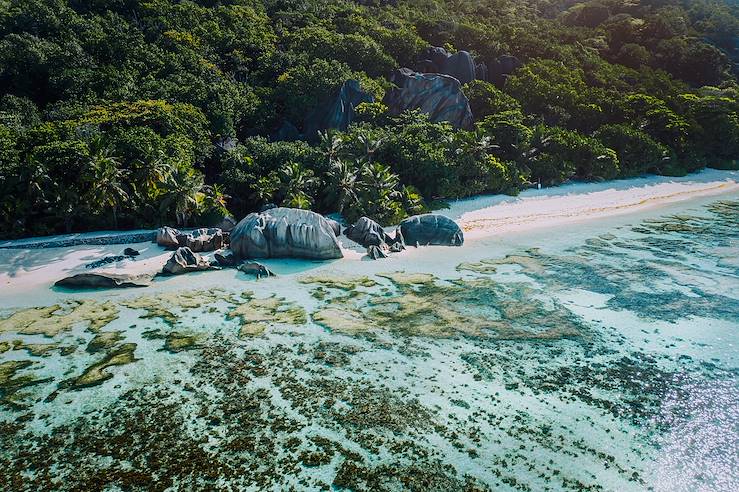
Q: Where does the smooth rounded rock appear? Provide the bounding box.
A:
[397,214,464,247]
[55,272,153,289]
[230,208,343,260]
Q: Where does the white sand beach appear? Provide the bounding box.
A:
[452,169,739,238]
[0,169,737,297]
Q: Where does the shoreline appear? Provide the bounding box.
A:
[0,169,737,298]
[454,169,739,239]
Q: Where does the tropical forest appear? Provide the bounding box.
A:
[0,0,737,237]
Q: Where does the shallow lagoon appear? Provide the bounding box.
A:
[0,193,737,491]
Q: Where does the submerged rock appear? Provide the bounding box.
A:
[55,272,154,289]
[230,207,343,260]
[383,69,473,129]
[398,214,464,247]
[123,247,140,256]
[237,261,275,278]
[162,247,217,275]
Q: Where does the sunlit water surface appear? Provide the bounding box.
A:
[1,194,737,491]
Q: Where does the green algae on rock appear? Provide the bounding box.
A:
[227,292,307,337]
[163,332,199,353]
[308,271,584,339]
[11,340,63,357]
[86,331,124,353]
[299,273,379,290]
[0,360,51,409]
[0,301,119,337]
[66,343,137,389]
[121,289,230,326]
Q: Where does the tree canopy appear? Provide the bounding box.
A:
[0,0,737,237]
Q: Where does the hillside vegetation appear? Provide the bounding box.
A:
[0,0,737,237]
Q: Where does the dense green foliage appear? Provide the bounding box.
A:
[0,0,737,237]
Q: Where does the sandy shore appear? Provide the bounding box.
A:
[451,169,739,239]
[0,169,737,296]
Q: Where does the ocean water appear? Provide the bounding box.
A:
[0,194,737,491]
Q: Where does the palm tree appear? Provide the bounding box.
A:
[318,129,344,168]
[325,159,360,214]
[278,161,319,209]
[357,162,400,218]
[158,167,204,227]
[133,150,173,202]
[85,141,129,229]
[356,132,384,164]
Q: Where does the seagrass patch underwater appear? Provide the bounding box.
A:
[0,198,737,491]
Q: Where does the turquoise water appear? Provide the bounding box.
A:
[0,195,737,491]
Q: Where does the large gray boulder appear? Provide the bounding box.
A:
[384,69,473,129]
[156,226,181,249]
[344,217,394,248]
[162,247,217,275]
[397,214,464,247]
[230,208,343,260]
[416,47,477,85]
[489,55,523,87]
[303,79,374,138]
[441,51,476,85]
[55,272,154,289]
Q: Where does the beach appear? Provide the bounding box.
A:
[1,169,738,491]
[1,169,737,300]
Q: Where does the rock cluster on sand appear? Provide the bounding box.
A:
[230,207,343,260]
[156,227,224,252]
[162,247,218,275]
[55,209,464,288]
[343,213,463,259]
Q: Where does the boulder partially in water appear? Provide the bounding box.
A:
[230,208,343,260]
[162,247,217,275]
[237,261,275,278]
[397,214,464,247]
[55,272,154,289]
